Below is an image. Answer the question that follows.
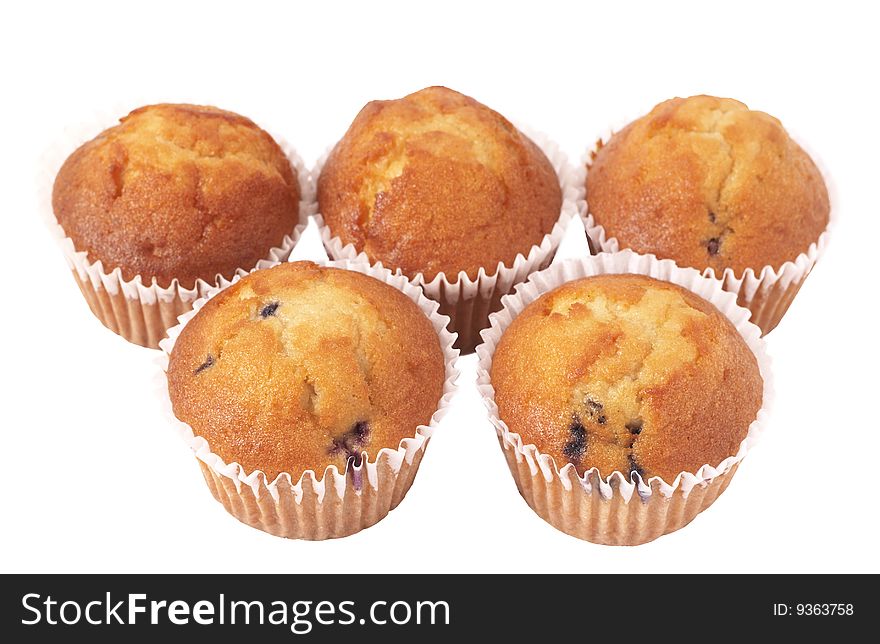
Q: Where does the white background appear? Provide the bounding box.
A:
[2,1,877,573]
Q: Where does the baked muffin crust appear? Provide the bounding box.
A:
[53,104,300,289]
[587,95,829,275]
[167,261,445,480]
[318,86,562,281]
[490,274,762,483]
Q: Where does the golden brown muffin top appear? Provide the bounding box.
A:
[490,274,762,483]
[318,86,563,281]
[587,95,830,275]
[53,104,300,289]
[167,261,445,480]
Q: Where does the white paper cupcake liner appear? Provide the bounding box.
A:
[580,116,835,334]
[157,258,460,540]
[40,106,315,348]
[311,125,586,354]
[476,249,774,545]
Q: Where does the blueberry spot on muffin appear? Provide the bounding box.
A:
[259,301,280,318]
[707,237,720,256]
[626,419,643,435]
[563,416,587,462]
[194,354,214,374]
[562,440,584,461]
[582,396,607,425]
[351,420,369,441]
[628,454,645,481]
[708,211,716,223]
[329,421,371,467]
[570,417,587,441]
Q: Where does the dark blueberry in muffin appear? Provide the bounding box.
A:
[563,417,587,462]
[259,301,280,318]
[626,419,643,435]
[628,454,645,480]
[194,354,215,374]
[329,421,372,467]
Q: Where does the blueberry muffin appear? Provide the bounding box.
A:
[317,86,562,281]
[53,103,300,289]
[166,261,445,479]
[586,95,829,276]
[490,274,762,483]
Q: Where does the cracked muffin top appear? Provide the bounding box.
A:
[490,274,762,483]
[53,104,300,289]
[167,261,445,479]
[317,86,563,281]
[586,95,829,275]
